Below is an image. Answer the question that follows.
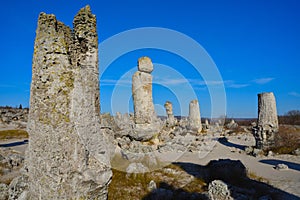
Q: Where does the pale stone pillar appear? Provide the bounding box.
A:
[188,99,202,133]
[164,101,176,127]
[253,92,279,150]
[26,6,111,199]
[132,57,157,124]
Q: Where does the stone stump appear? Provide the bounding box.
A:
[203,119,210,130]
[164,101,176,127]
[253,92,278,150]
[188,100,202,133]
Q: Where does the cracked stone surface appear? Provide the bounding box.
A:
[23,5,112,199]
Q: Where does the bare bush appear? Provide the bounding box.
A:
[270,125,300,154]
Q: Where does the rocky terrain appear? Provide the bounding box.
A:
[1,110,300,199]
[0,5,299,200]
[0,108,28,130]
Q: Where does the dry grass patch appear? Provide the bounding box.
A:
[108,164,206,200]
[270,125,300,154]
[0,130,28,140]
[247,171,269,184]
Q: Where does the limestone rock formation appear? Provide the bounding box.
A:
[253,92,278,150]
[0,107,28,129]
[188,99,202,133]
[164,101,176,127]
[203,119,210,130]
[226,119,238,129]
[131,56,162,141]
[137,56,153,73]
[132,56,157,124]
[25,5,111,199]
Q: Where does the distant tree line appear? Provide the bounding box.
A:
[278,110,300,125]
[0,104,27,109]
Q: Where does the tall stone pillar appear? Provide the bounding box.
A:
[26,6,111,199]
[164,101,176,127]
[253,92,278,150]
[132,57,157,124]
[188,99,202,133]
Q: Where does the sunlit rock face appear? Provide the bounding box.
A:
[131,56,163,141]
[26,5,111,199]
[132,56,157,125]
[188,99,202,133]
[164,101,176,127]
[253,92,278,150]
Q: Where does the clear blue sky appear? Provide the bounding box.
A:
[0,0,299,118]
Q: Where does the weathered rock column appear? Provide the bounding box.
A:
[26,6,111,199]
[203,119,210,130]
[188,100,202,133]
[253,92,278,150]
[132,57,157,124]
[130,57,162,141]
[164,101,176,127]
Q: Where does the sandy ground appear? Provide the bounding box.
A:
[0,138,28,154]
[172,134,300,197]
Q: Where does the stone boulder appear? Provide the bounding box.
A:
[226,119,238,129]
[208,180,233,200]
[137,56,153,73]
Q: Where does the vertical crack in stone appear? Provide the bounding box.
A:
[253,92,278,150]
[26,5,111,199]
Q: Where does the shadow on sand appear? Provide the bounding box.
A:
[260,159,300,172]
[218,137,246,151]
[0,139,28,148]
[143,159,300,200]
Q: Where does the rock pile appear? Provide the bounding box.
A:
[0,108,28,128]
[226,119,238,129]
[20,5,111,199]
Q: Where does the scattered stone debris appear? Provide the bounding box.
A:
[8,174,28,200]
[275,163,289,170]
[244,146,263,157]
[0,108,28,128]
[226,119,238,129]
[267,151,274,157]
[0,183,8,200]
[292,148,300,156]
[126,162,149,174]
